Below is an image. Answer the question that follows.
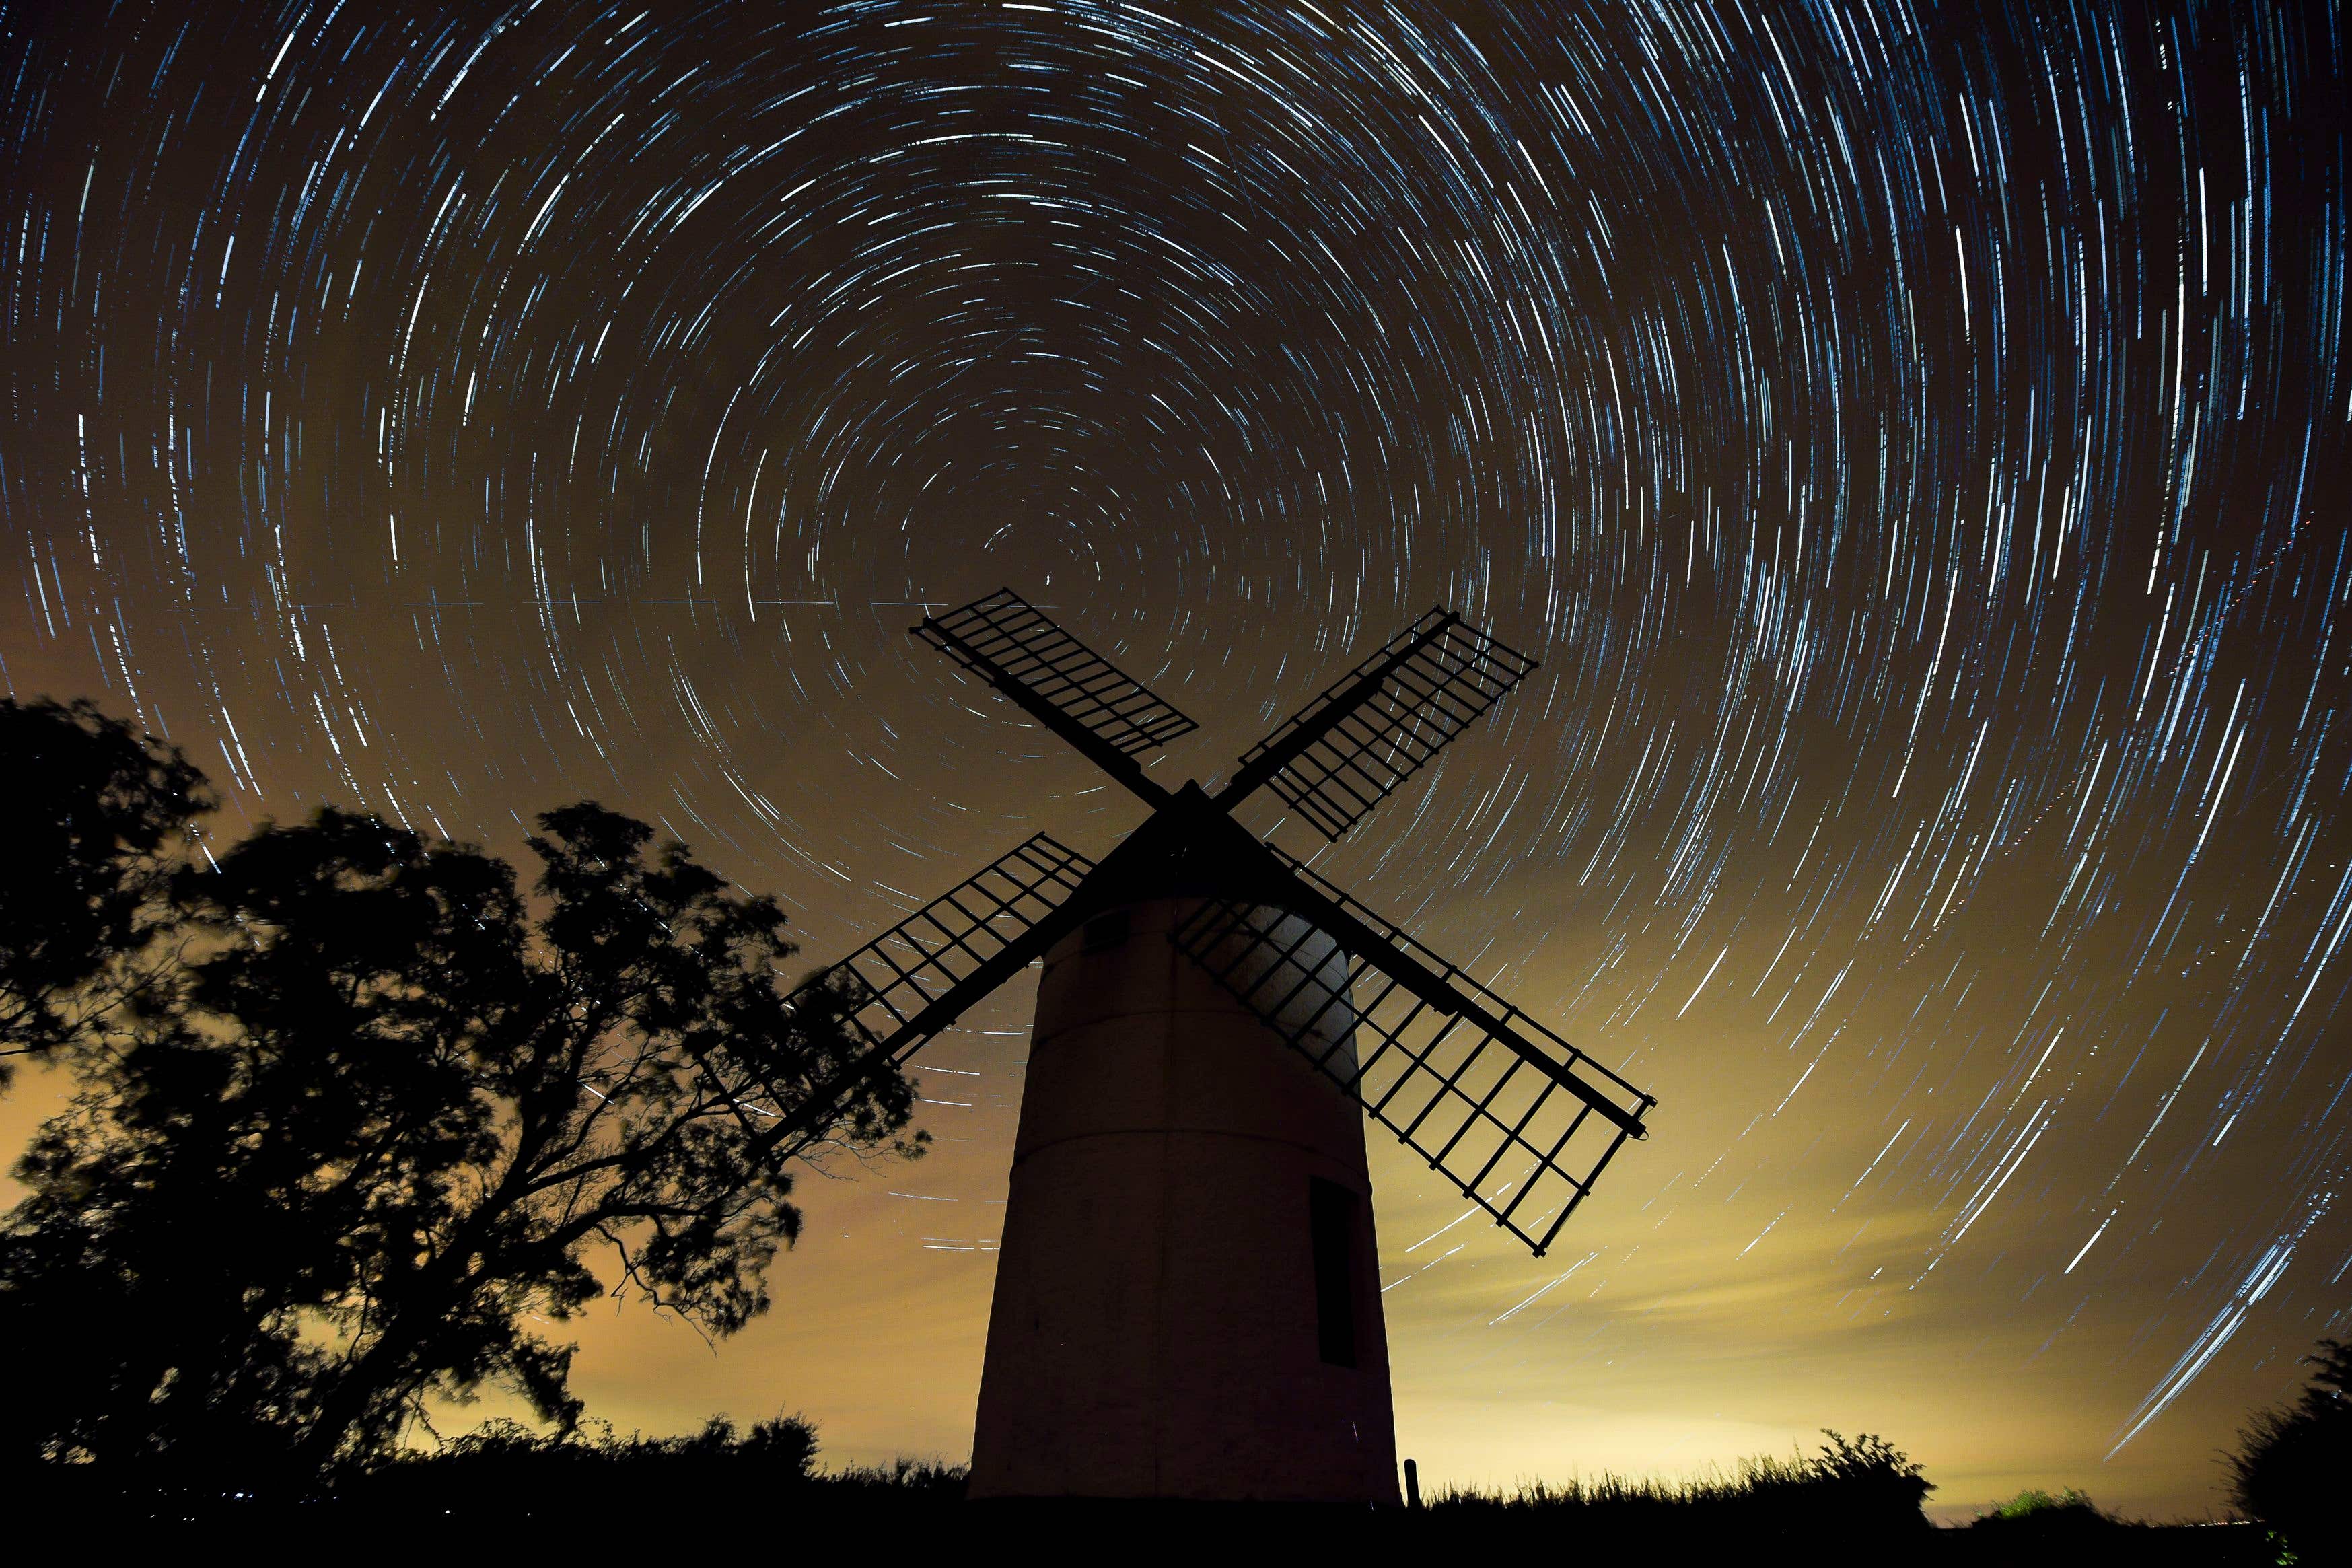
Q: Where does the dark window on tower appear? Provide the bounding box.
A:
[1081,909,1131,953]
[1309,1176,1359,1368]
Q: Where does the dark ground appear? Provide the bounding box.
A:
[2,1488,2282,1564]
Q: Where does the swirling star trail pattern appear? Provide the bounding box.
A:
[1,0,2347,1515]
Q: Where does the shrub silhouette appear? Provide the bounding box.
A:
[1968,1485,2119,1545]
[1429,1430,1934,1543]
[349,1415,969,1539]
[1985,1486,2099,1520]
[2227,1338,2351,1559]
[355,1415,872,1516]
[1809,1429,1935,1532]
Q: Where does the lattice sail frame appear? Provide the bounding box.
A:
[763,592,1654,1259]
[1238,610,1538,839]
[918,589,1197,757]
[1173,853,1653,1256]
[818,833,1093,1061]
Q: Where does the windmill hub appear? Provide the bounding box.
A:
[783,591,1657,1503]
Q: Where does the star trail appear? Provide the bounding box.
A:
[1,0,2347,1517]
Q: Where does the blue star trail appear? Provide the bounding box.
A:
[0,0,2345,1510]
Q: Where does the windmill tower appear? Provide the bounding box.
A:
[781,591,1655,1503]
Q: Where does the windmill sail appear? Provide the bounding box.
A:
[917,590,1197,797]
[757,832,1095,1170]
[1173,848,1652,1258]
[818,832,1094,1060]
[870,590,1645,1264]
[1222,609,1537,839]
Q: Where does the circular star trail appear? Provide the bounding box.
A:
[1,0,2346,1509]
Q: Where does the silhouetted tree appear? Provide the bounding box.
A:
[2227,1337,2351,1559]
[0,697,209,1081]
[0,699,924,1481]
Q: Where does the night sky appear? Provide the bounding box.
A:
[3,0,2348,1520]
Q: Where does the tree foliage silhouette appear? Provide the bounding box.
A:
[2226,1337,2351,1558]
[0,697,208,1081]
[0,698,924,1478]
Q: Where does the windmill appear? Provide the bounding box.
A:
[780,590,1655,1503]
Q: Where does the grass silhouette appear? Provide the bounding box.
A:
[0,1420,2283,1562]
